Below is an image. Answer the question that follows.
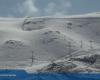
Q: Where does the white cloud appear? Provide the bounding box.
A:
[23,0,38,14]
[66,1,72,8]
[45,0,72,16]
[16,0,72,17]
[45,2,56,15]
[17,0,39,17]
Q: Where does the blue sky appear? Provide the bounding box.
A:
[0,0,100,17]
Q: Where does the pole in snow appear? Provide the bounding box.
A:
[68,41,72,58]
[89,40,94,50]
[30,51,35,66]
[80,40,83,48]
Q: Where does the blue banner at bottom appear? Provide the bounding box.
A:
[0,70,100,80]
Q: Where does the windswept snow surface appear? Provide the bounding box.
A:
[0,12,100,73]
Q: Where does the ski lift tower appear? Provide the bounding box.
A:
[89,40,94,50]
[68,41,72,58]
[80,40,83,48]
[30,51,35,66]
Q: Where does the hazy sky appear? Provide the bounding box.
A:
[0,0,100,17]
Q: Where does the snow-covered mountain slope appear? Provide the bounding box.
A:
[0,12,100,72]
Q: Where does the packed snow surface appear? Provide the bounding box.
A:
[0,12,100,73]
